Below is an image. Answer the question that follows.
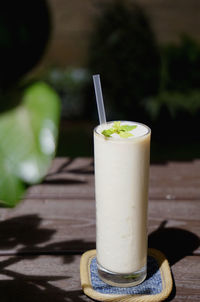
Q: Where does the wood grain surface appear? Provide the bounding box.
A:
[0,158,199,301]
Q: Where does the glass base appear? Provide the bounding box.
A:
[97,263,147,287]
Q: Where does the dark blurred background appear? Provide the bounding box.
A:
[1,0,200,162]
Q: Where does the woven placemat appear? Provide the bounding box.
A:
[80,248,173,302]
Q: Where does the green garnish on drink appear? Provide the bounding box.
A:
[102,121,137,138]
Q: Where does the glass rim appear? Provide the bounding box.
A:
[94,120,151,141]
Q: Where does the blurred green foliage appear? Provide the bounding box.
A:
[88,0,161,121]
[144,90,200,120]
[85,1,200,141]
[144,36,200,140]
[160,35,200,92]
[42,67,90,119]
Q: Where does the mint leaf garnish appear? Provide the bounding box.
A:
[101,121,137,138]
[120,125,137,131]
[113,121,121,133]
[119,131,133,138]
[101,129,114,137]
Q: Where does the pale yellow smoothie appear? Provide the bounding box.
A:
[94,121,151,275]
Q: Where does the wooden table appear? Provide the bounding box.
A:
[0,158,199,301]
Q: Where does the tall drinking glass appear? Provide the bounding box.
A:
[94,121,151,287]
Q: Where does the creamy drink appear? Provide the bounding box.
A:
[94,121,151,286]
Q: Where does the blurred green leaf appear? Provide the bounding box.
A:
[0,82,60,207]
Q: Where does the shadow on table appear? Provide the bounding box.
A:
[0,215,199,301]
[148,220,200,301]
[42,158,94,186]
[0,214,95,301]
[0,214,95,255]
[47,158,94,177]
[148,220,200,266]
[0,215,55,251]
[42,178,88,185]
[0,279,88,302]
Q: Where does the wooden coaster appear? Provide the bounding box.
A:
[80,248,173,302]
